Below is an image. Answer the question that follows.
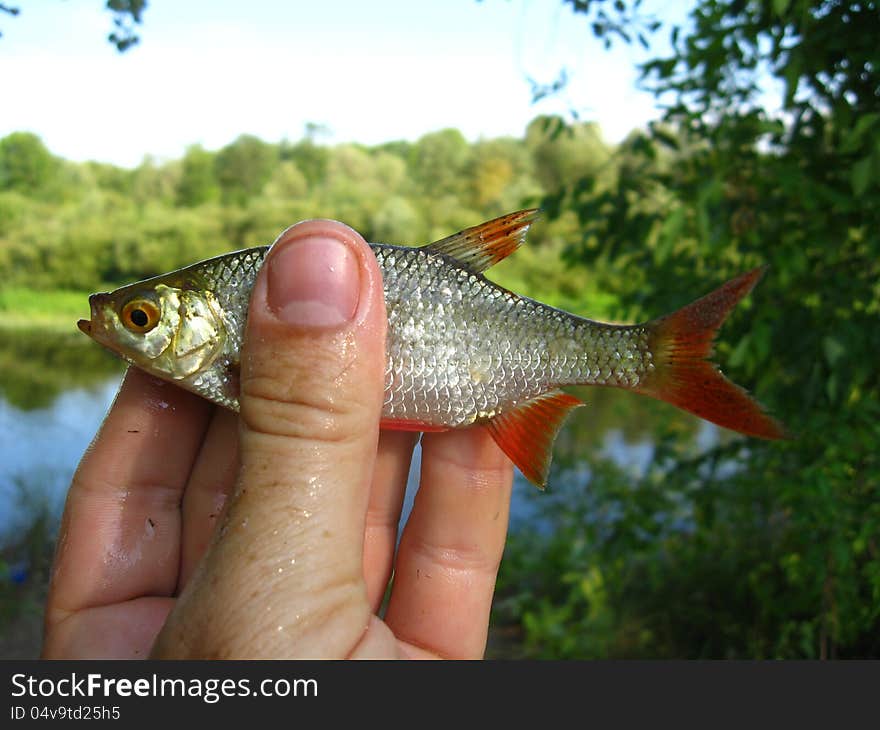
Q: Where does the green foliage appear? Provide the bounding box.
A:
[0,1,146,51]
[176,145,219,207]
[0,328,122,409]
[282,138,329,187]
[561,0,661,50]
[0,505,55,638]
[371,196,425,245]
[0,287,89,331]
[9,0,877,652]
[0,132,57,196]
[105,0,146,51]
[408,128,472,198]
[494,0,880,658]
[0,119,606,301]
[214,134,279,205]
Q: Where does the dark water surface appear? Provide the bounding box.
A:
[0,329,716,657]
[0,331,717,582]
[0,331,705,546]
[0,378,119,544]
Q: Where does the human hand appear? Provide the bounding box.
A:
[42,219,514,659]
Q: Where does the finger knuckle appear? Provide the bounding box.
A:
[240,386,370,446]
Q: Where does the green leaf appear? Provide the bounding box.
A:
[851,157,873,197]
[728,333,751,368]
[772,0,791,16]
[841,113,880,154]
[822,336,846,367]
[752,320,771,363]
[652,126,680,150]
[783,54,802,107]
[826,373,839,403]
[657,207,685,263]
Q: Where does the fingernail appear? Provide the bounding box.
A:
[267,234,360,327]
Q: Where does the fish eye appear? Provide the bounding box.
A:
[121,298,161,333]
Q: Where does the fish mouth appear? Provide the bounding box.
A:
[78,292,112,340]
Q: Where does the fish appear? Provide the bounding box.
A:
[77,209,786,487]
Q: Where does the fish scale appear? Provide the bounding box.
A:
[183,240,654,427]
[377,243,652,427]
[78,209,786,487]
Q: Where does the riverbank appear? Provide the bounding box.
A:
[0,288,91,334]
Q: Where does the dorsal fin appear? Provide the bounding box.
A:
[483,390,584,489]
[423,209,539,273]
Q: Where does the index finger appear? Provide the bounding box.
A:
[45,367,213,623]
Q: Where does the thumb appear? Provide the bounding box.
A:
[153,220,387,658]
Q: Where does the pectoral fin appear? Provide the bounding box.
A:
[484,390,584,489]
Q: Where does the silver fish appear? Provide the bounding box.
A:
[78,210,785,487]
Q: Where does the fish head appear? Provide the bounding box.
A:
[78,281,228,380]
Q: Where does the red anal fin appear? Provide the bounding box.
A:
[638,267,788,439]
[380,418,449,433]
[423,209,539,273]
[484,391,584,490]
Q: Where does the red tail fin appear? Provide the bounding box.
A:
[636,267,787,439]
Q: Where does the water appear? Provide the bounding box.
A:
[0,328,718,662]
[0,379,120,545]
[0,392,699,551]
[0,330,708,551]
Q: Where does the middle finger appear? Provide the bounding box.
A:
[362,429,418,610]
[178,407,240,589]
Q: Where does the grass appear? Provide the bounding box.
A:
[0,287,92,333]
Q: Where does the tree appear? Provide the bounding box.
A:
[371,195,424,244]
[0,1,147,50]
[263,160,308,201]
[282,138,328,188]
[214,134,278,206]
[524,116,610,194]
[131,156,178,207]
[0,132,56,195]
[498,0,880,658]
[409,128,472,198]
[468,138,517,210]
[176,145,219,207]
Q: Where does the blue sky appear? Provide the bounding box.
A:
[1,0,690,167]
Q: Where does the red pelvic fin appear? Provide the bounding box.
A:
[379,418,449,433]
[423,209,540,273]
[637,267,787,439]
[484,390,584,489]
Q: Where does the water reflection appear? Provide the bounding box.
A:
[0,331,706,549]
[0,379,121,545]
[0,329,122,411]
[0,330,716,659]
[0,329,123,545]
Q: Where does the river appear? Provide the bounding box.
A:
[0,327,721,658]
[0,328,712,561]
